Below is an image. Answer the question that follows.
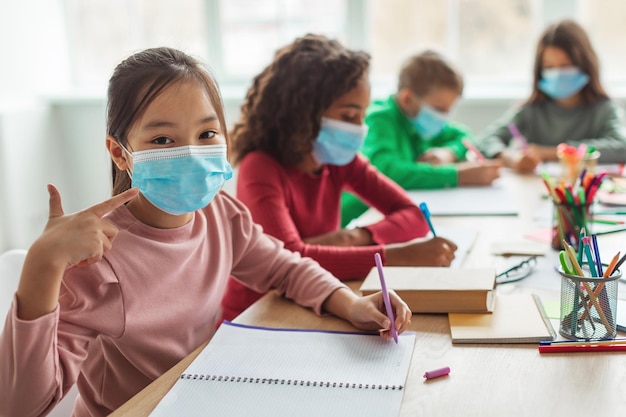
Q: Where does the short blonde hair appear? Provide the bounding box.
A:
[398,50,463,97]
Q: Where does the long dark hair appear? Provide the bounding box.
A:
[527,19,608,105]
[106,47,227,195]
[230,34,370,167]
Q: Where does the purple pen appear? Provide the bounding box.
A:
[374,252,398,343]
[507,123,528,151]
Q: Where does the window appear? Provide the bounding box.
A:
[369,0,536,91]
[63,0,207,88]
[579,0,626,85]
[61,0,626,96]
[218,0,348,82]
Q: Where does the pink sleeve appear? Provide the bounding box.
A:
[0,298,82,417]
[224,193,347,315]
[0,266,121,417]
[237,154,390,279]
[343,155,430,244]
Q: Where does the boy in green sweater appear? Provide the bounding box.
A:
[341,50,500,226]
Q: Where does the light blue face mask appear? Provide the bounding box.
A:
[312,117,367,166]
[124,144,232,215]
[411,104,447,140]
[537,67,590,100]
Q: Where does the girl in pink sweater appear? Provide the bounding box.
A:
[0,47,411,417]
[220,34,458,322]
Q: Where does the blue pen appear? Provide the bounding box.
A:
[419,202,436,237]
[374,252,398,344]
[591,234,603,276]
[577,227,586,264]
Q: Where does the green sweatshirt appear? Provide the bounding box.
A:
[341,95,471,227]
[477,99,626,163]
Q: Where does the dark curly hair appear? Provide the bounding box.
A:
[230,34,370,166]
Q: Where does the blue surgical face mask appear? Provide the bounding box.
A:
[411,104,447,140]
[124,144,232,215]
[537,67,590,100]
[312,117,367,166]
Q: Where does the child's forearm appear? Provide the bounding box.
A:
[322,287,359,319]
[15,241,66,320]
[302,227,373,247]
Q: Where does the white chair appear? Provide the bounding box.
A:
[0,249,78,417]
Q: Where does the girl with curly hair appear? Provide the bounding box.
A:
[221,34,457,322]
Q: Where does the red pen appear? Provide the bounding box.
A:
[539,344,626,353]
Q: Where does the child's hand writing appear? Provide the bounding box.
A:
[385,236,457,267]
[322,288,412,339]
[417,148,456,165]
[15,185,138,320]
[501,148,541,173]
[457,161,501,185]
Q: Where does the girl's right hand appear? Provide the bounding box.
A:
[37,185,139,270]
[15,185,138,320]
[384,236,457,267]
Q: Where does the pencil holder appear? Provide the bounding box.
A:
[558,150,600,184]
[551,201,592,251]
[557,265,620,340]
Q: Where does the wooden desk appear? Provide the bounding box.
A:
[111,170,626,417]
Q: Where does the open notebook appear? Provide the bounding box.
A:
[149,322,416,417]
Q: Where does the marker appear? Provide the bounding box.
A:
[419,202,436,237]
[423,366,450,380]
[462,138,486,162]
[374,252,398,343]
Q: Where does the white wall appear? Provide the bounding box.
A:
[0,101,61,251]
[0,0,70,252]
[0,0,70,99]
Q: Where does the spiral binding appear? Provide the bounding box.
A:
[179,374,403,390]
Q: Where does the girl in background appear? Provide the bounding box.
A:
[477,19,626,173]
[221,34,457,322]
[0,47,411,417]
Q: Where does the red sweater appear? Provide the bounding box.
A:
[220,152,429,321]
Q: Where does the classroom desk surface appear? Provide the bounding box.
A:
[110,169,626,417]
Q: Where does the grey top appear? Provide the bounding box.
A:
[476,99,626,164]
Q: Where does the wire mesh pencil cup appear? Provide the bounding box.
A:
[558,265,621,340]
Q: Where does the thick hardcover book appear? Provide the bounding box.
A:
[359,266,496,313]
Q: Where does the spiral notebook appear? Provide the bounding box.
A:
[149,322,416,417]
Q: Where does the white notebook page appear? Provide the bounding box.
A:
[407,180,518,216]
[150,322,416,417]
